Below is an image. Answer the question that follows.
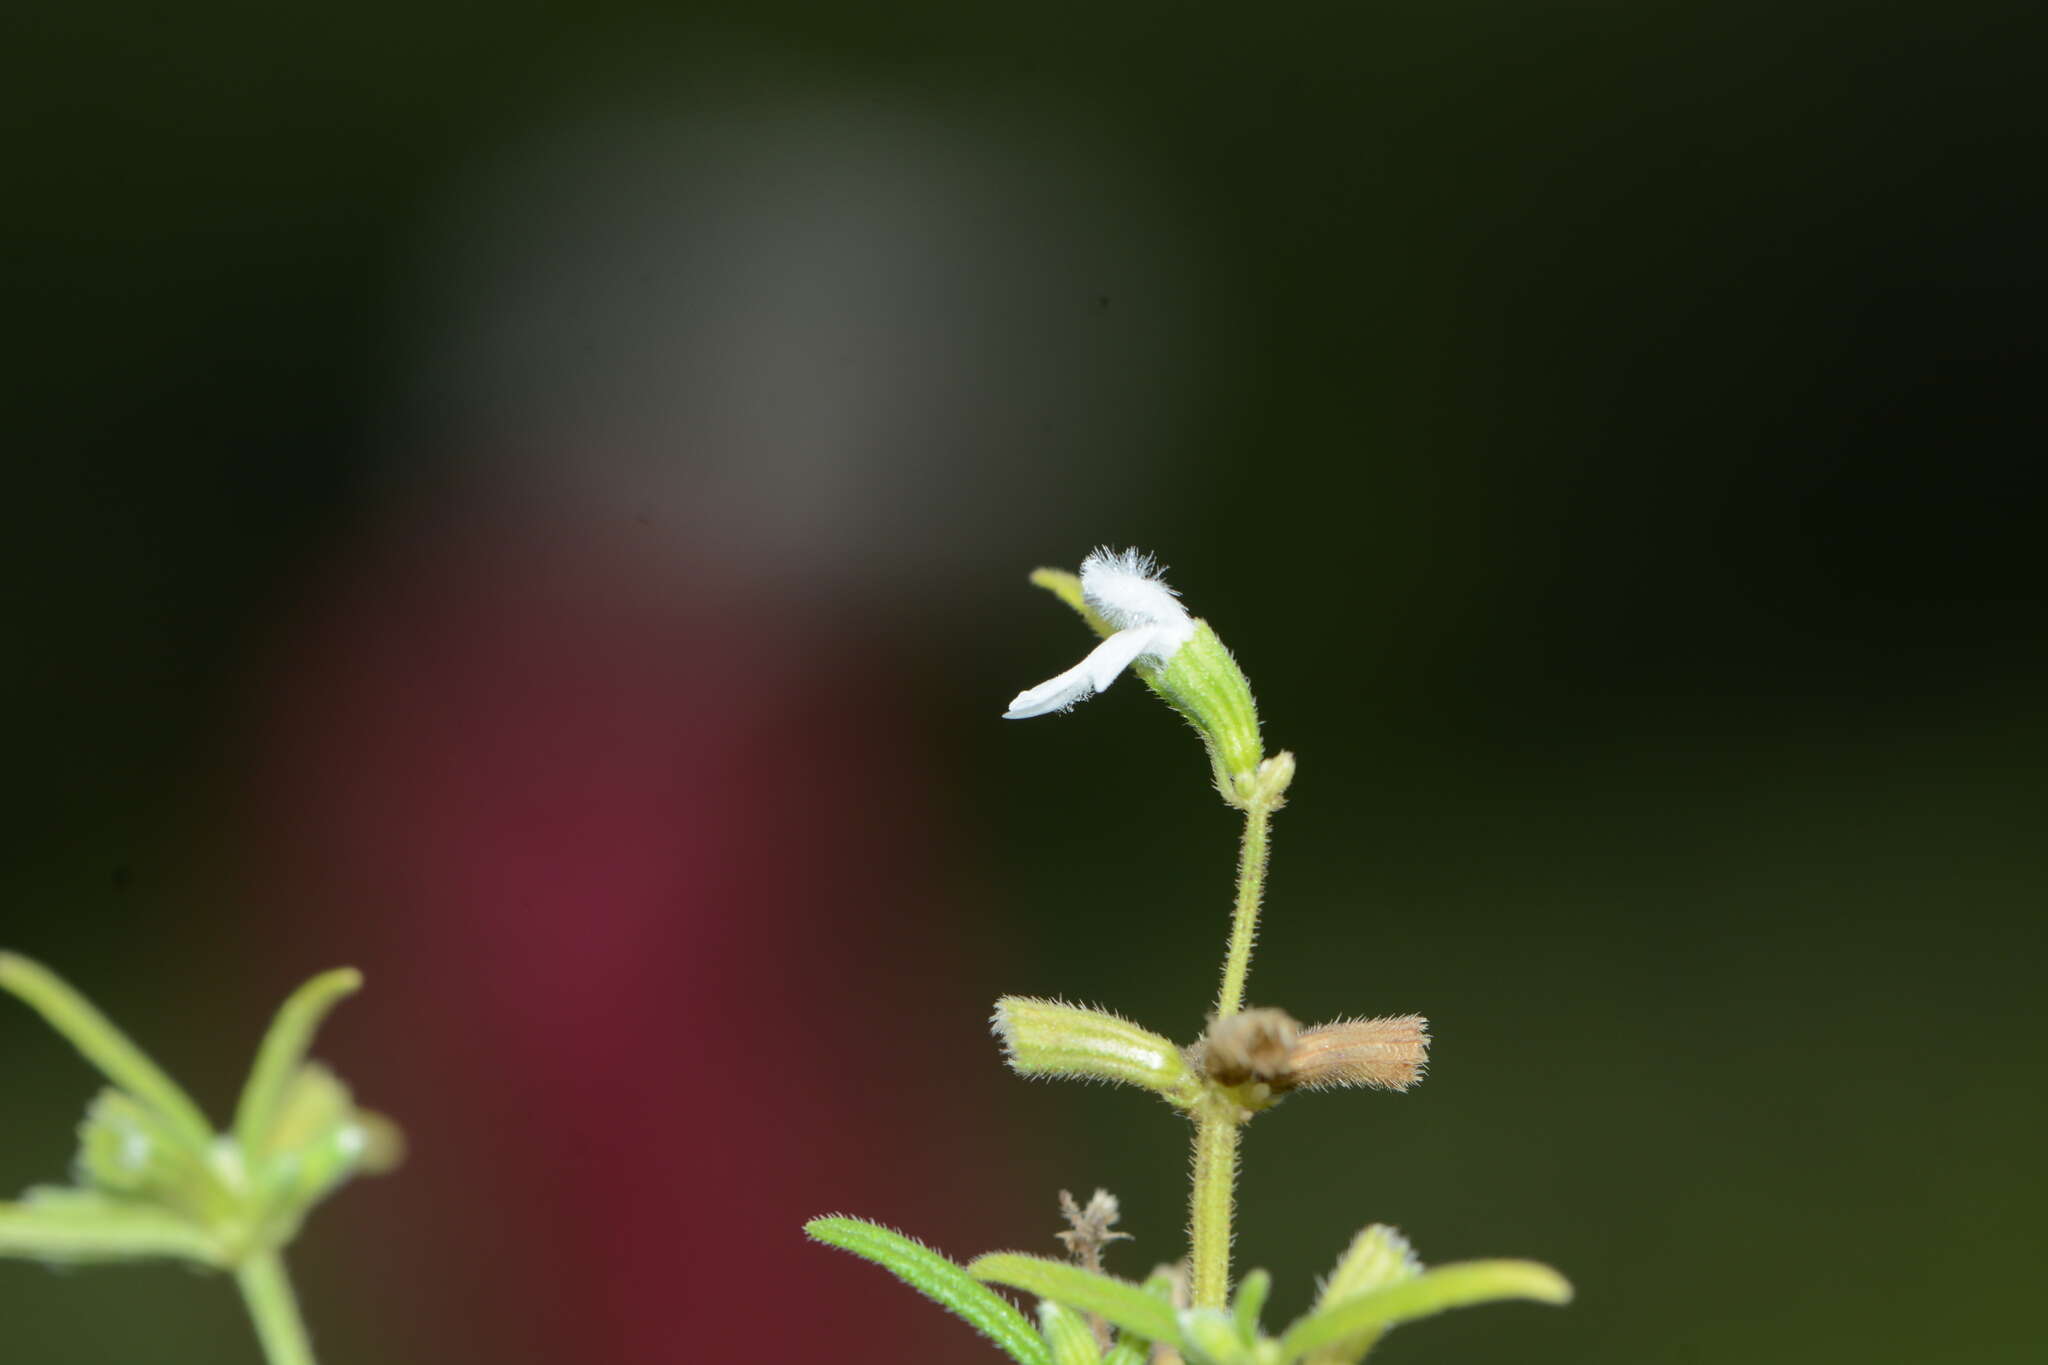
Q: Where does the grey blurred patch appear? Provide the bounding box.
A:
[386,71,1208,601]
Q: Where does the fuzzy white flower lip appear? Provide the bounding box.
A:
[1004,547,1198,719]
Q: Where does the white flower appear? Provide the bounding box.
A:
[1004,548,1198,719]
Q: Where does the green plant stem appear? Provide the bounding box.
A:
[1212,803,1272,1020]
[237,1250,317,1365]
[1189,800,1275,1309]
[1188,1106,1240,1309]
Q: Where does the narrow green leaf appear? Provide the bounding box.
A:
[1098,1265,1180,1364]
[970,1253,1183,1349]
[806,1217,1049,1365]
[0,1189,220,1266]
[1278,1260,1572,1361]
[1232,1268,1271,1343]
[0,953,213,1150]
[1039,1300,1104,1365]
[234,968,362,1157]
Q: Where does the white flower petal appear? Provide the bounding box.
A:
[1003,621,1194,719]
[1080,547,1191,633]
[1004,657,1099,720]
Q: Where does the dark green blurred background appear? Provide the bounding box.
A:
[5,2,2044,1362]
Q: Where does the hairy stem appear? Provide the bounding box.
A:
[1188,1106,1240,1308]
[237,1250,317,1365]
[1189,800,1275,1308]
[1213,803,1272,1020]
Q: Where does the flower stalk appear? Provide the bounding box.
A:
[810,546,1567,1365]
[237,1250,316,1365]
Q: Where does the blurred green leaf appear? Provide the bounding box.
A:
[970,1252,1182,1349]
[1039,1300,1104,1365]
[0,1188,219,1266]
[234,968,361,1158]
[1232,1268,1271,1343]
[0,953,213,1150]
[1278,1260,1572,1360]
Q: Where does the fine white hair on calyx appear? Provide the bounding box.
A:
[1080,546,1191,631]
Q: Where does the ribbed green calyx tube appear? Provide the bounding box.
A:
[992,998,1200,1105]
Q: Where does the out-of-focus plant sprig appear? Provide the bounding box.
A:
[0,953,400,1365]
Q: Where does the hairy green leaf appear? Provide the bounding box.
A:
[970,1253,1182,1349]
[1279,1259,1571,1360]
[806,1217,1049,1365]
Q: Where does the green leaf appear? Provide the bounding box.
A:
[0,1189,220,1266]
[1098,1265,1181,1364]
[1038,1300,1104,1365]
[1232,1268,1271,1343]
[0,953,213,1150]
[234,968,362,1157]
[806,1217,1050,1365]
[1302,1225,1421,1364]
[1278,1259,1572,1361]
[970,1253,1182,1349]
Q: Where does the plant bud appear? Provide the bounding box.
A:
[252,1063,395,1210]
[1200,1008,1300,1086]
[1140,622,1264,805]
[1022,560,1275,810]
[1287,1015,1429,1092]
[1177,1306,1247,1364]
[72,1089,221,1225]
[993,997,1200,1105]
[76,1090,176,1195]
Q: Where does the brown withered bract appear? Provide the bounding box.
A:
[1199,1007,1301,1086]
[1056,1189,1133,1355]
[1286,1014,1430,1092]
[1055,1188,1131,1273]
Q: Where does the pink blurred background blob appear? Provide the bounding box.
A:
[225,81,1194,1362]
